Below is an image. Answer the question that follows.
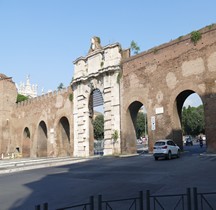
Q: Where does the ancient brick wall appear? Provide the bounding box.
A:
[121,25,216,153]
[1,85,74,158]
[1,25,216,158]
[0,76,17,157]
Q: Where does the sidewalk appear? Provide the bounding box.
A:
[1,150,214,175]
[0,151,150,174]
[0,157,91,174]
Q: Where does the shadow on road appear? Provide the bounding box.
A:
[2,141,213,210]
[183,142,207,155]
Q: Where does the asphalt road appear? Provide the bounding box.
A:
[0,143,215,210]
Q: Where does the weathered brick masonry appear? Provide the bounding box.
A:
[0,74,74,158]
[120,25,216,153]
[1,25,216,158]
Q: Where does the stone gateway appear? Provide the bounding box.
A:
[1,24,216,158]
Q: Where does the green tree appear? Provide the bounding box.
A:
[93,114,104,140]
[130,40,140,55]
[57,83,64,90]
[196,105,205,133]
[136,112,147,138]
[181,105,204,136]
[16,94,28,103]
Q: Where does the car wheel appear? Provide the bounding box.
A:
[154,156,158,161]
[167,151,172,160]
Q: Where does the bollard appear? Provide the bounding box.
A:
[43,202,48,210]
[187,188,192,210]
[89,196,94,210]
[193,187,198,210]
[146,190,150,210]
[35,204,40,210]
[139,191,144,210]
[98,194,102,210]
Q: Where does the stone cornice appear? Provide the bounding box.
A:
[72,65,120,85]
[73,42,122,64]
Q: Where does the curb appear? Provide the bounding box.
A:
[199,153,216,157]
[0,158,91,174]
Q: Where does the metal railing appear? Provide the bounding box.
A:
[94,140,104,156]
[35,203,48,210]
[56,196,94,210]
[35,196,94,210]
[35,188,216,210]
[98,191,143,210]
[193,187,216,210]
[146,188,191,210]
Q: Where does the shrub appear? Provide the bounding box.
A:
[190,31,202,45]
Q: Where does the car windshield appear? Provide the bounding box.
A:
[155,141,165,146]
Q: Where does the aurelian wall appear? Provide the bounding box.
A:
[3,86,74,158]
[121,24,216,153]
[2,25,216,158]
[0,76,17,156]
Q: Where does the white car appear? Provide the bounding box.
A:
[153,139,180,160]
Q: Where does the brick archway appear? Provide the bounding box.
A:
[121,25,216,154]
[171,90,204,149]
[22,127,31,157]
[121,101,146,154]
[37,121,48,157]
[56,116,71,157]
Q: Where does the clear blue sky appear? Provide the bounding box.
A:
[0,0,215,105]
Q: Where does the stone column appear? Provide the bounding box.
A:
[204,95,216,153]
[103,71,121,155]
[73,83,93,157]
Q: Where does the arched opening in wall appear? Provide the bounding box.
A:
[22,127,31,158]
[57,117,71,157]
[136,105,149,154]
[37,121,48,157]
[89,88,104,156]
[127,101,148,154]
[174,91,205,152]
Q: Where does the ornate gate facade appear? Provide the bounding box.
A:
[72,37,128,157]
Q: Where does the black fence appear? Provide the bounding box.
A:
[98,191,143,210]
[35,196,94,210]
[193,188,216,210]
[146,188,191,210]
[35,187,216,210]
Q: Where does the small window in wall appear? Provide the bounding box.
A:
[24,127,31,138]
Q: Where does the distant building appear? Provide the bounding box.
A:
[16,75,38,98]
